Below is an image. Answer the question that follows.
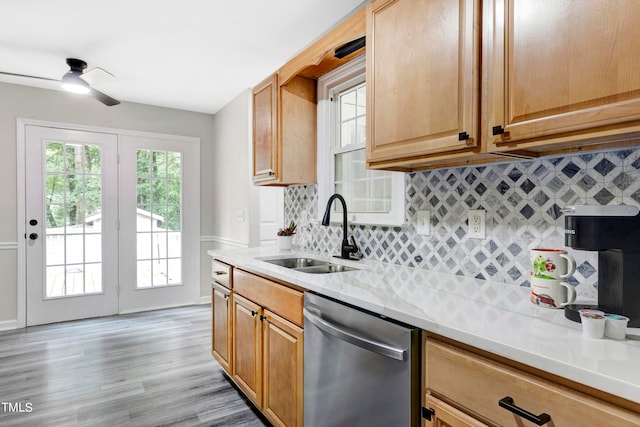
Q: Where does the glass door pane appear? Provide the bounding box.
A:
[44,142,103,298]
[135,149,182,288]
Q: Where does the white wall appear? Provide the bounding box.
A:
[0,81,217,324]
[199,89,260,298]
[206,89,259,246]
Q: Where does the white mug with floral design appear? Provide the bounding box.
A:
[530,248,576,280]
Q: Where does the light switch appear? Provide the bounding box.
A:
[236,209,245,223]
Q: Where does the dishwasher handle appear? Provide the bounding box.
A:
[303,308,407,361]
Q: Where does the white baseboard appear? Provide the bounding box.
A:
[0,319,18,331]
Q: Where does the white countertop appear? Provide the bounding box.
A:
[208,246,640,404]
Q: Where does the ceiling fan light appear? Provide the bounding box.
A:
[61,73,90,94]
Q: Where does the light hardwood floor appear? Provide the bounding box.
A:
[0,305,269,427]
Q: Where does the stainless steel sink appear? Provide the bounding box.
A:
[262,257,330,269]
[259,257,358,274]
[295,264,358,274]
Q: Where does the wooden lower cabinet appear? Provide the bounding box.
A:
[423,393,488,427]
[262,310,304,427]
[424,336,640,426]
[232,293,263,408]
[211,282,232,373]
[222,269,304,427]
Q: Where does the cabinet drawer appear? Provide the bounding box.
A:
[212,259,232,289]
[424,339,640,427]
[233,269,303,327]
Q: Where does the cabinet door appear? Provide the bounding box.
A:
[262,310,304,427]
[423,394,489,427]
[232,293,263,408]
[253,73,278,183]
[211,282,231,373]
[366,0,480,166]
[489,0,640,149]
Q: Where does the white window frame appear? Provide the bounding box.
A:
[317,54,405,226]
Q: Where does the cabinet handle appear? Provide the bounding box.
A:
[213,271,226,276]
[268,170,275,176]
[259,315,267,321]
[421,407,435,421]
[223,294,229,300]
[492,125,505,135]
[498,396,551,425]
[458,131,469,141]
[250,310,257,317]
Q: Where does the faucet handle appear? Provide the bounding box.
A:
[349,235,359,251]
[349,236,363,260]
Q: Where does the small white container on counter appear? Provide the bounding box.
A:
[580,311,606,339]
[604,314,629,340]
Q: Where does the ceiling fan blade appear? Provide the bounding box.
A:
[81,67,114,86]
[89,87,120,106]
[0,71,58,82]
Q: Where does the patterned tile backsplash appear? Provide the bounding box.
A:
[284,147,640,299]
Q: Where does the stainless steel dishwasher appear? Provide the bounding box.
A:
[303,291,420,427]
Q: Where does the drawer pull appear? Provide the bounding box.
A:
[213,271,227,276]
[498,396,551,425]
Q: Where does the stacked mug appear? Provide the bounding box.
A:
[529,248,577,309]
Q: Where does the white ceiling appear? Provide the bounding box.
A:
[0,0,366,114]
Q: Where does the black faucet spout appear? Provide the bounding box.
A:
[322,193,359,260]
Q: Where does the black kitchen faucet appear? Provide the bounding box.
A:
[321,193,361,260]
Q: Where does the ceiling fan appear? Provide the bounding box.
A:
[0,58,120,106]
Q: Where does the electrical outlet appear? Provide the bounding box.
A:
[416,210,430,235]
[468,209,485,239]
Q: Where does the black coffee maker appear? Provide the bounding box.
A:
[564,205,640,327]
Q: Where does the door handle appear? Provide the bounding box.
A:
[29,219,38,226]
[29,233,38,240]
[303,308,407,361]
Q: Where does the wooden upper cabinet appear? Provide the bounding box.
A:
[253,74,278,183]
[252,73,317,186]
[366,0,481,170]
[488,0,640,152]
[252,6,366,185]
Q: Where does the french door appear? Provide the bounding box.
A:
[118,134,199,314]
[25,126,119,325]
[24,124,200,326]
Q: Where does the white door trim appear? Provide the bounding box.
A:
[16,118,200,328]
